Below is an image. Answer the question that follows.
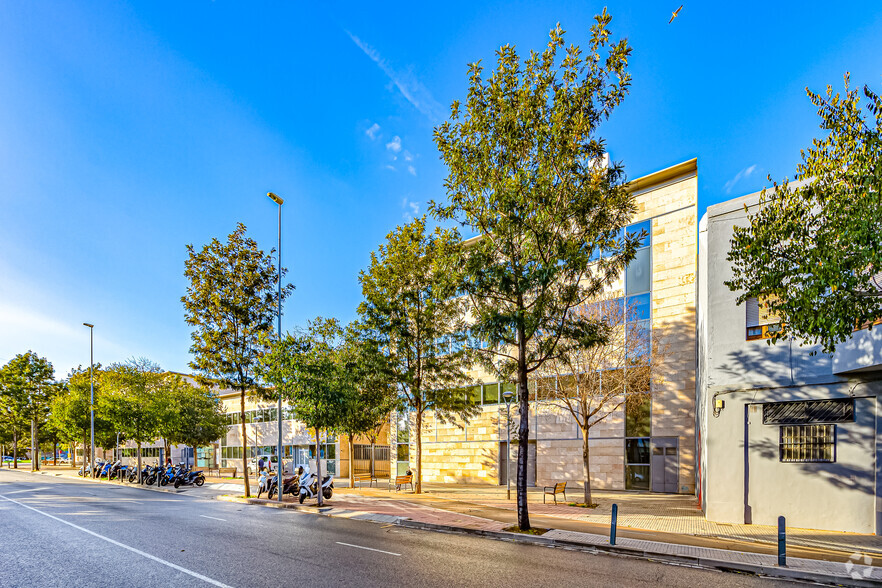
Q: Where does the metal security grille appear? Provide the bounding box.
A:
[353,444,390,477]
[780,424,836,463]
[762,398,854,425]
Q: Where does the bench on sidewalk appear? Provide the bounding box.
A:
[543,481,567,504]
[354,473,377,488]
[218,467,237,478]
[391,474,413,492]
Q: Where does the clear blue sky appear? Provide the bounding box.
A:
[2,1,880,378]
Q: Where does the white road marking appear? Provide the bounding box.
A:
[335,541,401,556]
[6,487,48,494]
[199,515,226,521]
[0,494,234,587]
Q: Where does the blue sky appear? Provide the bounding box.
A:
[1,1,880,378]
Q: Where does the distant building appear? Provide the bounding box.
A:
[697,189,882,534]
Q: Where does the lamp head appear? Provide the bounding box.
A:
[267,192,284,205]
[502,389,513,402]
[83,322,94,328]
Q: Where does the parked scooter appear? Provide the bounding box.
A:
[256,468,272,498]
[268,466,303,500]
[298,469,334,504]
[173,467,205,488]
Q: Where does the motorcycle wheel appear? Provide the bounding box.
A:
[323,488,333,500]
[195,477,204,487]
[145,476,155,485]
[174,479,181,489]
[299,493,305,504]
[268,488,275,500]
[160,477,168,486]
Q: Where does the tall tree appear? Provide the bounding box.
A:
[0,352,56,470]
[358,217,477,493]
[432,15,634,529]
[99,359,165,482]
[168,380,228,468]
[258,317,349,506]
[727,75,882,353]
[337,323,399,488]
[536,297,668,505]
[50,366,115,469]
[182,222,293,497]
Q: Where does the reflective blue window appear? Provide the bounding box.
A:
[626,293,650,321]
[625,248,651,295]
[627,220,651,248]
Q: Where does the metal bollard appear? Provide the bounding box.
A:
[778,516,786,566]
[610,503,618,545]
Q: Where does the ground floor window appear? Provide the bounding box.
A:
[780,424,836,463]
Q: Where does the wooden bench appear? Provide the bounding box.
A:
[354,473,377,488]
[218,466,237,478]
[543,481,567,504]
[392,474,413,492]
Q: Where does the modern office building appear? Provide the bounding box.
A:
[697,188,882,534]
[391,159,700,493]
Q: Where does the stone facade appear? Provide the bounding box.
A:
[412,159,698,493]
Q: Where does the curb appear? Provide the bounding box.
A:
[396,519,880,587]
[19,468,189,495]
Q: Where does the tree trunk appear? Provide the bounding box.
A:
[13,429,18,469]
[582,429,593,506]
[315,427,323,506]
[516,325,531,530]
[54,441,58,466]
[348,433,354,489]
[415,409,422,494]
[370,440,375,479]
[137,442,142,484]
[71,441,76,468]
[31,419,36,472]
[240,389,250,497]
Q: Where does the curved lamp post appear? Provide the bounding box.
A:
[82,322,95,478]
[502,387,514,500]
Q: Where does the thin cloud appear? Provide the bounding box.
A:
[365,123,381,140]
[403,150,413,161]
[386,136,402,153]
[346,30,444,122]
[402,197,420,220]
[407,165,416,176]
[724,164,758,194]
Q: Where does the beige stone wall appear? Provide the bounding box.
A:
[417,163,698,494]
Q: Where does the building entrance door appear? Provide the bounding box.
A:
[499,441,536,487]
[651,438,679,493]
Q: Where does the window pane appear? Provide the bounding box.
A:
[627,220,651,248]
[626,393,651,437]
[626,293,651,322]
[483,383,499,404]
[396,444,409,462]
[626,248,651,295]
[626,465,650,490]
[466,385,481,405]
[625,438,650,464]
[603,228,625,258]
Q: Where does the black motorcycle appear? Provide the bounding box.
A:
[173,468,205,488]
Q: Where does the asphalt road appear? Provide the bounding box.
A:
[0,469,801,588]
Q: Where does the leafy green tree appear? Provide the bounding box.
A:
[99,359,166,481]
[168,380,228,468]
[358,217,477,493]
[182,222,293,497]
[50,366,115,468]
[258,317,349,506]
[337,323,399,487]
[727,75,882,353]
[0,352,56,470]
[432,16,634,529]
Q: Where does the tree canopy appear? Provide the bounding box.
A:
[727,75,882,353]
[358,216,477,493]
[432,14,634,529]
[182,222,293,496]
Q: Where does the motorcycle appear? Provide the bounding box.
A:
[298,470,334,504]
[256,468,272,498]
[80,459,105,477]
[268,466,304,500]
[173,468,205,489]
[144,465,162,486]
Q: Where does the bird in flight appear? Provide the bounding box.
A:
[669,5,683,23]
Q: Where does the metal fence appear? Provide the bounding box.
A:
[352,444,390,478]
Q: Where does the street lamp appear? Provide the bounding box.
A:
[83,322,95,479]
[267,191,284,503]
[502,387,514,500]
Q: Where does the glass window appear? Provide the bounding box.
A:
[626,293,651,322]
[465,385,481,405]
[627,220,651,248]
[626,465,650,490]
[780,424,836,462]
[625,247,651,295]
[602,228,625,258]
[626,393,651,437]
[396,444,409,462]
[625,438,650,464]
[483,383,499,404]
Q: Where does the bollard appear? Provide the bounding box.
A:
[778,516,786,566]
[610,503,618,545]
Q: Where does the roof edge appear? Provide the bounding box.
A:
[626,158,697,193]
